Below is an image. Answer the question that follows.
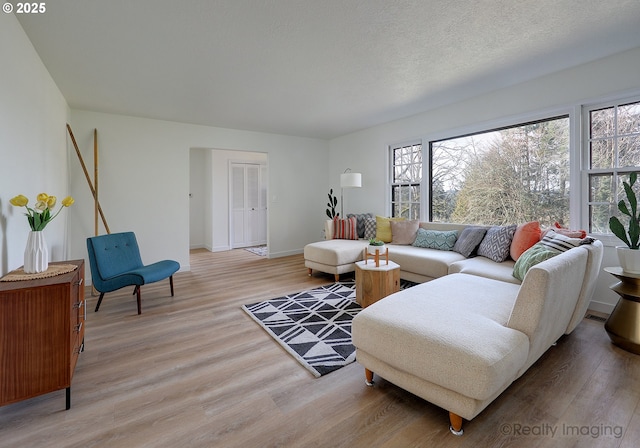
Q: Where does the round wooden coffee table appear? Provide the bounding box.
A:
[604,267,640,355]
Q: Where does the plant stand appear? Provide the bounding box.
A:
[604,266,640,355]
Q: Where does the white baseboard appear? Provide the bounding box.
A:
[588,300,614,315]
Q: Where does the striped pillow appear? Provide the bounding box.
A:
[333,216,358,240]
[539,229,583,253]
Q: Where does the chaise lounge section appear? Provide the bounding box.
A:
[352,237,603,435]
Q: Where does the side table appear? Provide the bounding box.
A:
[355,260,400,308]
[603,266,640,355]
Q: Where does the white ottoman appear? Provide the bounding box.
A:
[304,239,368,281]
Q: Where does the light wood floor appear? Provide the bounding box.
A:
[1,248,639,447]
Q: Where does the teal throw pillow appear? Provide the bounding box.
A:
[413,228,458,251]
[512,242,559,281]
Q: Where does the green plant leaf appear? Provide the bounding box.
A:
[623,181,637,217]
[609,216,632,247]
[618,199,631,217]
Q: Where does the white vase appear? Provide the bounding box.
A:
[24,231,49,273]
[368,244,385,255]
[617,246,640,275]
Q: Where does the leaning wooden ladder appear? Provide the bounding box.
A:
[67,124,110,235]
[67,124,110,296]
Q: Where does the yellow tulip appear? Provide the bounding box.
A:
[61,196,75,207]
[37,192,49,202]
[34,201,47,213]
[46,195,57,208]
[9,195,29,207]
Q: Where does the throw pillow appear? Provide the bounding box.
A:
[333,216,357,240]
[375,215,405,243]
[538,229,585,253]
[512,242,559,281]
[391,220,419,245]
[453,226,487,257]
[477,225,517,262]
[347,213,375,238]
[363,216,377,240]
[413,228,458,250]
[541,222,587,239]
[510,221,542,261]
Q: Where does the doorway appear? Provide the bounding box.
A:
[230,162,267,248]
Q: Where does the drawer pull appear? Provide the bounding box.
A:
[75,278,84,286]
[74,322,83,333]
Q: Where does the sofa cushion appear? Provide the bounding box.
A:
[413,228,458,250]
[510,221,541,261]
[453,226,487,257]
[477,225,517,262]
[449,257,520,284]
[391,220,419,244]
[304,239,368,266]
[388,245,466,279]
[376,216,405,243]
[333,216,358,240]
[353,273,529,401]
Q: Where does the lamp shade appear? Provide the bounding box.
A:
[340,172,362,188]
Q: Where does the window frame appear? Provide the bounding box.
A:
[388,140,423,220]
[582,96,640,238]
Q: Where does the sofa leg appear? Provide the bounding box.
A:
[308,268,312,277]
[334,273,340,282]
[365,368,374,386]
[449,412,464,436]
[169,275,175,296]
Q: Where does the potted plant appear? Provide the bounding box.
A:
[323,189,339,239]
[609,172,640,273]
[367,237,385,255]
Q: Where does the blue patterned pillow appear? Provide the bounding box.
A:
[413,229,458,251]
[477,225,517,262]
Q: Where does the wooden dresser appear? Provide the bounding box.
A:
[0,259,85,410]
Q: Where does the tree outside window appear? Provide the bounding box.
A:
[430,116,570,226]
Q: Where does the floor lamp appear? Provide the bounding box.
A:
[340,168,362,217]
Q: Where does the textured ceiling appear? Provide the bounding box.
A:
[17,0,640,139]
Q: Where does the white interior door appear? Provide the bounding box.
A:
[230,163,267,248]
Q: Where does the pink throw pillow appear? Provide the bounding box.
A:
[510,221,541,261]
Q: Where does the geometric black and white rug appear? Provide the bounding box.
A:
[242,282,361,377]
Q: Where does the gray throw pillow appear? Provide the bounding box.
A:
[348,213,374,238]
[453,227,487,257]
[477,225,517,262]
[363,216,377,240]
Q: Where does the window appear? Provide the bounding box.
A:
[585,99,640,233]
[390,141,422,219]
[430,116,570,226]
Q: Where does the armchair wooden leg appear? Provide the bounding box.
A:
[169,275,175,296]
[308,268,312,277]
[134,286,142,315]
[94,292,105,312]
[449,412,464,436]
[334,273,340,282]
[365,368,374,386]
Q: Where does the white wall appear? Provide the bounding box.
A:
[329,46,640,313]
[0,13,70,276]
[67,110,328,283]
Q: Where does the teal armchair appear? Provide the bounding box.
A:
[86,232,180,314]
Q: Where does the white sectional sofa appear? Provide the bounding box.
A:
[304,218,603,435]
